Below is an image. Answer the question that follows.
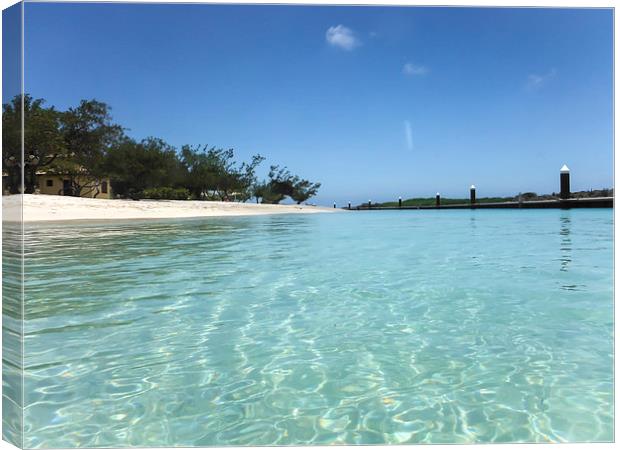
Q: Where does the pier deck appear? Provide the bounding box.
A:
[350,197,613,210]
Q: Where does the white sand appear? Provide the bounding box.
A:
[3,194,340,222]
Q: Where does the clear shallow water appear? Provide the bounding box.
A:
[21,209,613,447]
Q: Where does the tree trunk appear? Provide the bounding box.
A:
[6,166,21,194]
[72,182,82,197]
[24,168,37,194]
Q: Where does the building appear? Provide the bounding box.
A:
[36,172,114,199]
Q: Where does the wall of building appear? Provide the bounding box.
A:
[37,175,113,199]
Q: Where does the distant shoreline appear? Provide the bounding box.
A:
[2,194,340,223]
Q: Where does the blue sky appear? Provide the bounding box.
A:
[21,3,613,205]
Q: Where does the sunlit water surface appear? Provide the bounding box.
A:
[21,209,613,447]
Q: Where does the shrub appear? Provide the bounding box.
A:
[142,187,190,200]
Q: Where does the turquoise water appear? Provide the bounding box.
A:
[21,209,613,447]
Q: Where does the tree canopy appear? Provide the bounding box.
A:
[254,165,322,204]
[51,99,125,197]
[104,137,183,199]
[2,94,322,204]
[2,95,65,193]
[179,145,265,201]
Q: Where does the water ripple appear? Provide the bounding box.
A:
[12,210,613,446]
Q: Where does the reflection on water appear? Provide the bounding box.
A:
[559,213,572,272]
[17,210,613,447]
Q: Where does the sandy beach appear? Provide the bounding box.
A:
[2,194,339,222]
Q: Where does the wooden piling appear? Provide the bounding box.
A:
[560,165,570,199]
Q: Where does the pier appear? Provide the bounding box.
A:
[352,196,613,210]
[348,165,613,210]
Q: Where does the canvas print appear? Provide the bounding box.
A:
[1,1,614,447]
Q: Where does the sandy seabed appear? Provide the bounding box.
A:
[2,194,340,222]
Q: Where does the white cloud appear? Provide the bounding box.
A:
[526,68,557,90]
[404,120,413,151]
[403,62,428,76]
[325,25,360,50]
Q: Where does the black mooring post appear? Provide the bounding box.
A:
[348,202,351,210]
[398,196,402,208]
[560,165,570,200]
[470,185,476,206]
[368,200,371,209]
[333,202,336,208]
[436,192,441,207]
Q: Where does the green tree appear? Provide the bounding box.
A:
[2,94,65,194]
[255,165,321,204]
[225,153,265,202]
[252,180,285,204]
[104,137,183,199]
[180,145,264,201]
[266,165,296,199]
[53,99,124,197]
[179,145,222,199]
[290,178,321,204]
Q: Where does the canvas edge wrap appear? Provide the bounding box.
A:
[2,1,25,448]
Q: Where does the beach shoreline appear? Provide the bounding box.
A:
[2,194,340,222]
